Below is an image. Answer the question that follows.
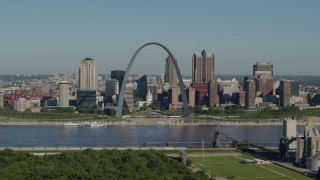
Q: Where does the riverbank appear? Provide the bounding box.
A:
[1,116,319,126]
[0,119,310,126]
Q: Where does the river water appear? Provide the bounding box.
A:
[0,125,311,148]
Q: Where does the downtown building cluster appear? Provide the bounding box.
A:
[0,53,314,113]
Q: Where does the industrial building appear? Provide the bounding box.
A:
[280,118,320,171]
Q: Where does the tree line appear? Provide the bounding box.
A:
[0,149,207,180]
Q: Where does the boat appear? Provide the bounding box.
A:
[64,122,80,126]
[89,122,106,127]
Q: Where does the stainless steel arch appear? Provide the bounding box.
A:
[116,42,190,118]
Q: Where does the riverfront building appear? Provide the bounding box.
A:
[77,89,97,107]
[58,81,69,107]
[13,98,31,112]
[79,58,97,89]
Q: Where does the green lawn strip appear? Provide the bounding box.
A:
[261,164,312,180]
[202,163,282,179]
[190,156,310,179]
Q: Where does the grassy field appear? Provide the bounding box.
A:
[190,155,312,180]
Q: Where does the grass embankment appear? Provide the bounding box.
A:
[194,106,320,120]
[0,112,125,122]
[190,155,311,179]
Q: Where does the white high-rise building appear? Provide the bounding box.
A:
[59,81,69,107]
[79,58,97,89]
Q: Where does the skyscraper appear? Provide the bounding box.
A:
[164,56,178,84]
[111,70,126,92]
[192,50,215,83]
[137,74,148,100]
[279,80,291,106]
[105,79,116,107]
[253,62,273,97]
[79,58,97,89]
[58,81,69,107]
[192,50,215,106]
[244,80,256,108]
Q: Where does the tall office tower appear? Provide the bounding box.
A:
[164,56,178,84]
[192,50,215,83]
[58,81,69,107]
[279,80,291,106]
[192,50,215,105]
[244,80,256,108]
[111,70,126,92]
[137,74,148,100]
[124,82,134,111]
[291,81,299,97]
[253,62,273,97]
[79,58,97,89]
[105,79,116,107]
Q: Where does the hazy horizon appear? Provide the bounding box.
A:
[1,1,319,76]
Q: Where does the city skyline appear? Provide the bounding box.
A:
[0,1,319,75]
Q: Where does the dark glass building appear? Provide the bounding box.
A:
[111,70,126,92]
[77,89,96,107]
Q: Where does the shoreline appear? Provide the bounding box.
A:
[0,121,312,126]
[1,116,320,126]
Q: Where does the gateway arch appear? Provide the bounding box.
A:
[116,42,190,118]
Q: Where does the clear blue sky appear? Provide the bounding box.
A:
[0,0,319,75]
